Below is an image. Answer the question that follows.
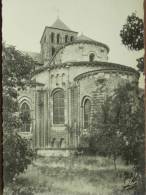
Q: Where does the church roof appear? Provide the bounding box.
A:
[77,34,95,41]
[51,18,71,31]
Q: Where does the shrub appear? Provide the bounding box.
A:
[3,132,34,184]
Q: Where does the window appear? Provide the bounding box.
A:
[52,47,55,56]
[57,34,60,44]
[62,73,65,84]
[53,89,65,124]
[70,36,74,42]
[51,32,54,43]
[20,103,31,132]
[84,99,91,129]
[56,74,59,85]
[65,35,68,43]
[89,53,95,62]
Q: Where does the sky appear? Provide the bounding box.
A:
[2,0,144,87]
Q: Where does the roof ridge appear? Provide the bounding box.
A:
[51,18,71,31]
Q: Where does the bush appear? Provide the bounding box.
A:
[3,132,34,184]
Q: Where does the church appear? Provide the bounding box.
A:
[18,18,139,155]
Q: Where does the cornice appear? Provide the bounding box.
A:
[34,61,139,78]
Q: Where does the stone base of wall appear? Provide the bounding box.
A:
[37,149,75,157]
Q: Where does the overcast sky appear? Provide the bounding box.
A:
[2,0,144,87]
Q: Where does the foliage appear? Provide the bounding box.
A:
[120,13,144,50]
[2,44,35,89]
[3,156,134,195]
[120,13,144,72]
[3,133,34,183]
[2,43,36,183]
[90,82,145,193]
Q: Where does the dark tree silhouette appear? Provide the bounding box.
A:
[120,13,144,72]
[3,44,36,183]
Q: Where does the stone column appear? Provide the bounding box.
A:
[32,89,36,149]
[40,91,44,148]
[77,82,80,147]
[48,68,51,146]
[35,90,40,148]
[43,90,48,147]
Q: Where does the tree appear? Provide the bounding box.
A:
[91,82,144,193]
[91,83,134,170]
[120,13,144,72]
[2,44,36,183]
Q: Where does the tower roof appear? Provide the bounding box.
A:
[77,33,94,41]
[40,18,78,43]
[51,18,71,31]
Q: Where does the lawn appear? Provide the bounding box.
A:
[4,155,134,195]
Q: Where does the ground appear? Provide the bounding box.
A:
[4,155,134,195]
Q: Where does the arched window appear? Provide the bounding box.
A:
[65,35,68,43]
[70,36,74,42]
[57,34,60,44]
[84,99,91,129]
[51,32,54,43]
[53,89,65,124]
[89,53,95,62]
[20,102,31,132]
[52,47,55,56]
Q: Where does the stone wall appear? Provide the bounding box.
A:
[53,43,108,64]
[76,69,139,137]
[21,60,139,150]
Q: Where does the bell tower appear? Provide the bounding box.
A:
[40,18,78,65]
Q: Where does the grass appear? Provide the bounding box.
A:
[4,155,134,195]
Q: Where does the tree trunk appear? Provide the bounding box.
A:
[113,155,117,171]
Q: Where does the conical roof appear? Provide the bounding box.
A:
[51,18,71,31]
[77,33,95,41]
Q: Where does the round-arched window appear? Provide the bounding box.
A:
[52,47,55,56]
[57,34,60,44]
[89,53,95,62]
[70,36,74,42]
[65,35,68,43]
[84,99,91,129]
[51,32,54,43]
[53,89,65,124]
[20,102,31,132]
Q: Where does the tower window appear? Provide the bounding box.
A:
[20,103,31,132]
[53,89,65,124]
[70,36,74,42]
[89,53,95,62]
[84,99,91,129]
[52,47,55,56]
[57,34,60,44]
[65,35,68,43]
[51,32,54,43]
